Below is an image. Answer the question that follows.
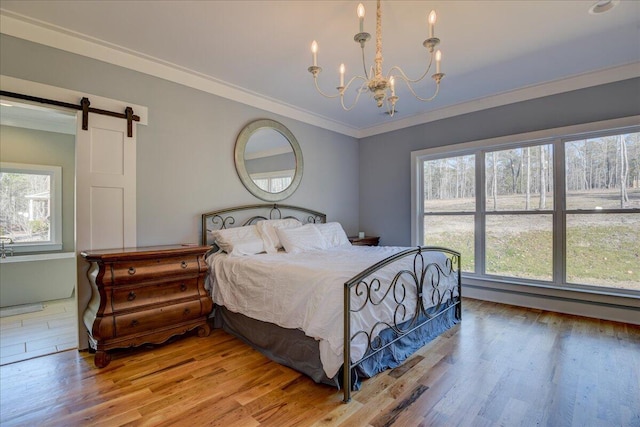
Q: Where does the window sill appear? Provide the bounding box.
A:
[8,242,63,254]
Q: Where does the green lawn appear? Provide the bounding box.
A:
[425,223,639,290]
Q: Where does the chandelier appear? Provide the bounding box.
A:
[307,0,444,117]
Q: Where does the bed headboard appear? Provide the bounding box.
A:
[201,203,327,247]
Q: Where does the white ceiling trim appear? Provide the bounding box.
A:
[359,62,640,138]
[0,12,359,138]
[2,11,638,140]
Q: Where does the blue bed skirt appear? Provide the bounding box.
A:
[353,299,460,384]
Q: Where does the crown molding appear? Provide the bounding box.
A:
[0,12,360,138]
[358,62,640,138]
[2,11,637,140]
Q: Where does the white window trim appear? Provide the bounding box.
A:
[0,162,63,252]
[249,169,295,180]
[411,115,640,299]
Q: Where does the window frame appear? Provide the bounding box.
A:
[411,116,640,298]
[249,169,295,193]
[0,162,63,252]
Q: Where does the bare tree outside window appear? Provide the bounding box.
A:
[418,130,639,291]
[0,172,51,242]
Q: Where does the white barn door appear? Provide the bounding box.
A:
[75,112,136,348]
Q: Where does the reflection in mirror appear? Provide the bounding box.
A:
[244,128,295,193]
[235,119,303,202]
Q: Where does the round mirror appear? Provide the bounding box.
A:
[234,119,303,202]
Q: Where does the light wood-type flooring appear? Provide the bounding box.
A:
[0,297,76,366]
[0,298,638,426]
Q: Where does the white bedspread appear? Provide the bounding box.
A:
[206,245,457,378]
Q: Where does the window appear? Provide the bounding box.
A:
[0,162,62,252]
[412,121,639,295]
[422,155,475,272]
[484,144,554,281]
[564,133,639,290]
[250,170,294,193]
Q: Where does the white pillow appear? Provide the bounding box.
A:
[211,225,265,256]
[256,218,302,254]
[275,224,328,254]
[315,222,351,248]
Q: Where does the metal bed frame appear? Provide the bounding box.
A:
[201,204,461,403]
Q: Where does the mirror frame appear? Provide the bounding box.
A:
[234,119,303,202]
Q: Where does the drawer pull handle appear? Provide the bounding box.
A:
[128,267,136,275]
[180,283,187,291]
[180,261,188,268]
[127,291,136,301]
[131,320,139,327]
[183,308,191,315]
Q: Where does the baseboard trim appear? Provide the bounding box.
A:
[463,283,640,325]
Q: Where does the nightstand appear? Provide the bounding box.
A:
[81,244,213,367]
[348,236,380,246]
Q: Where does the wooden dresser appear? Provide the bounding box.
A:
[81,245,213,367]
[348,236,380,246]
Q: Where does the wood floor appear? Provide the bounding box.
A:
[0,298,638,427]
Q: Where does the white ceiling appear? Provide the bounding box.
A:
[1,0,639,138]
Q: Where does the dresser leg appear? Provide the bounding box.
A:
[94,350,112,368]
[197,323,211,337]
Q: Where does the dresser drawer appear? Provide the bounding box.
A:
[111,255,201,284]
[111,278,200,311]
[114,300,204,337]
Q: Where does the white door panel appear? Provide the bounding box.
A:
[76,112,136,349]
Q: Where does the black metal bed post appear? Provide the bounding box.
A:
[457,252,462,320]
[343,281,352,403]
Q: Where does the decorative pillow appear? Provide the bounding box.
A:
[211,225,265,256]
[315,222,351,248]
[275,224,328,254]
[256,218,302,254]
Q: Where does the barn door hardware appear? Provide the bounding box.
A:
[0,90,140,137]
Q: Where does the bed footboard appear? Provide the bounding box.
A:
[343,246,461,402]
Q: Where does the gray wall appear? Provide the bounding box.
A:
[0,125,75,253]
[359,78,640,246]
[2,32,637,250]
[0,34,360,246]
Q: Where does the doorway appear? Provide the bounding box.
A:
[0,100,78,365]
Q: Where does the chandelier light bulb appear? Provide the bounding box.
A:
[311,40,318,66]
[435,49,442,73]
[357,3,365,32]
[428,10,437,38]
[340,63,345,87]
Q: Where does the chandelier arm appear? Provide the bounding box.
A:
[340,88,364,111]
[387,54,434,84]
[361,46,370,79]
[312,76,342,99]
[339,78,369,111]
[402,79,442,102]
